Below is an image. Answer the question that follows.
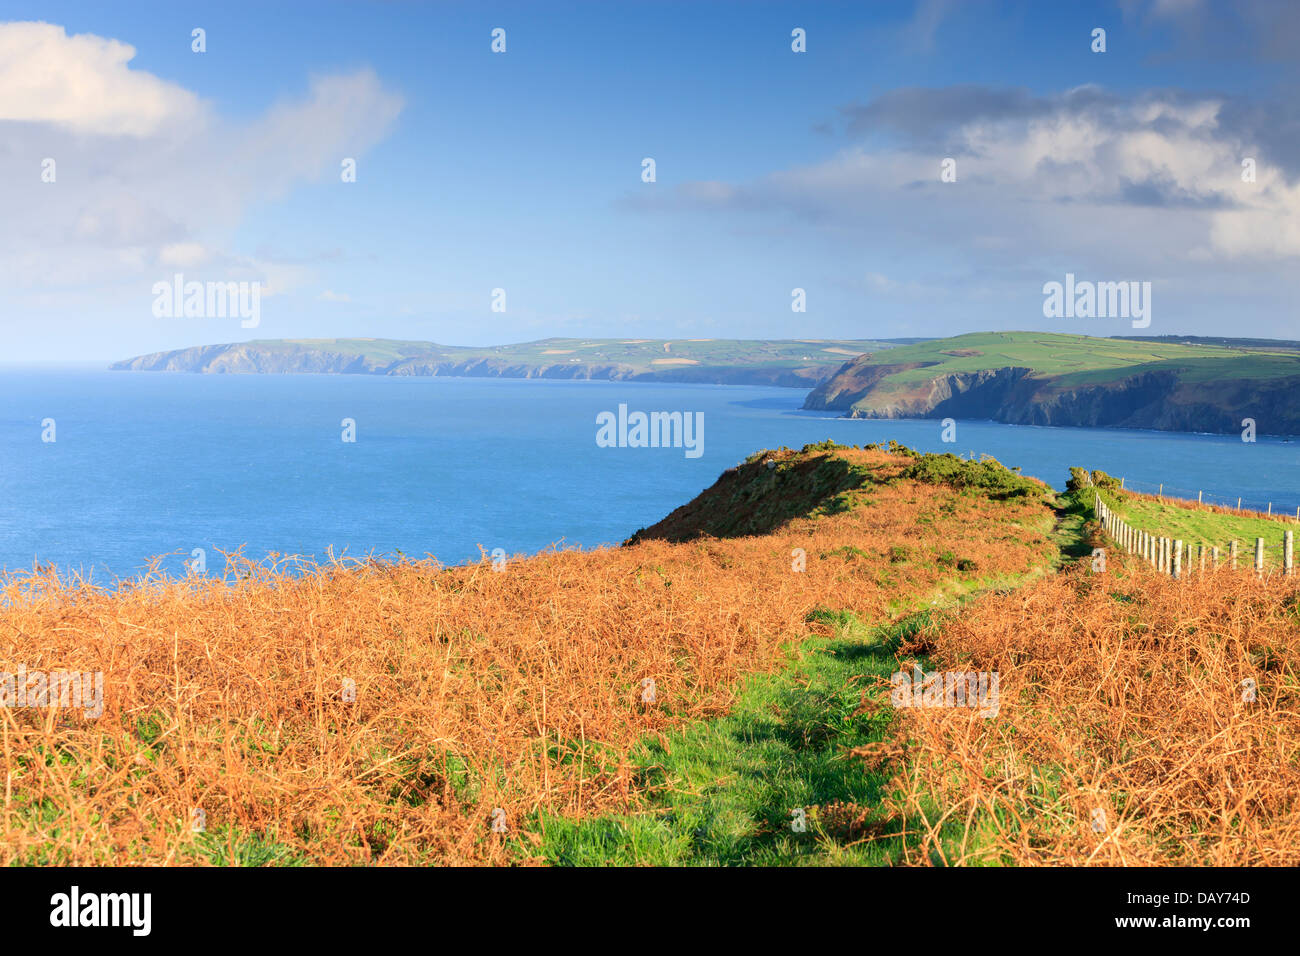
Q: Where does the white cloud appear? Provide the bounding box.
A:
[0,22,200,136]
[157,242,213,269]
[653,87,1300,272]
[0,20,403,305]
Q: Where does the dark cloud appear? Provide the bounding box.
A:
[838,83,1300,181]
[1117,174,1237,209]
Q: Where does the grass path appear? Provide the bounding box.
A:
[526,609,928,865]
[522,494,1085,866]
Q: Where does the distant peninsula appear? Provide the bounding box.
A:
[113,331,1300,436]
[111,336,922,388]
[805,331,1300,436]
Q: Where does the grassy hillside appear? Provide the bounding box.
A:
[112,336,906,386]
[1087,477,1298,566]
[0,442,1056,865]
[817,330,1300,392]
[4,443,1297,866]
[254,336,898,370]
[806,331,1300,435]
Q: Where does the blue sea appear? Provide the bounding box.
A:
[1,367,1296,580]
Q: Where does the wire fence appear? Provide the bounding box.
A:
[1095,495,1296,578]
[1117,477,1300,521]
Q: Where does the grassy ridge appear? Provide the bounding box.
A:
[838,331,1300,392]
[805,331,1300,435]
[8,443,1291,866]
[0,442,1056,865]
[117,336,902,375]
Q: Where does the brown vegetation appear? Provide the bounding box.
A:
[878,554,1300,865]
[0,446,1054,865]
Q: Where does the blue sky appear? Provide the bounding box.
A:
[2,0,1298,361]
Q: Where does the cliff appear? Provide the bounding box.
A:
[805,332,1300,436]
[112,337,903,388]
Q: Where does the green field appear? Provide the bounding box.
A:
[1092,485,1297,567]
[237,336,900,371]
[806,331,1300,435]
[846,331,1300,392]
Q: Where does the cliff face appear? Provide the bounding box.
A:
[113,344,385,374]
[388,358,832,387]
[803,360,932,410]
[810,362,1300,436]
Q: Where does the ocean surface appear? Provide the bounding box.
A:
[2,367,1296,580]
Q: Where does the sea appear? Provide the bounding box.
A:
[1,367,1296,581]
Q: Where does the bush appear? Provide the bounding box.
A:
[1066,467,1093,492]
[901,453,1042,499]
[1090,470,1123,491]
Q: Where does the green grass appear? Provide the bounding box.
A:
[526,473,1083,867]
[848,331,1300,391]
[181,826,310,866]
[1090,487,1297,566]
[526,608,933,866]
[1048,490,1095,569]
[815,333,1300,426]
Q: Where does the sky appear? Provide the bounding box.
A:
[1,0,1298,362]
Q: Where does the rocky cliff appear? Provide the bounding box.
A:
[807,357,1300,436]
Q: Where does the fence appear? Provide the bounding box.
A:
[1118,477,1300,521]
[1095,494,1296,579]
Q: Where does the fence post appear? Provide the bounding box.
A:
[1199,543,1206,571]
[1198,490,1203,504]
[1286,530,1294,577]
[1173,540,1183,579]
[1230,539,1239,570]
[1238,497,1242,511]
[1255,537,1265,574]
[1269,503,1273,517]
[1212,546,1220,568]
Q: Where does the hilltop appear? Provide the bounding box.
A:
[805,331,1300,435]
[111,336,915,388]
[2,441,1297,867]
[0,441,1056,865]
